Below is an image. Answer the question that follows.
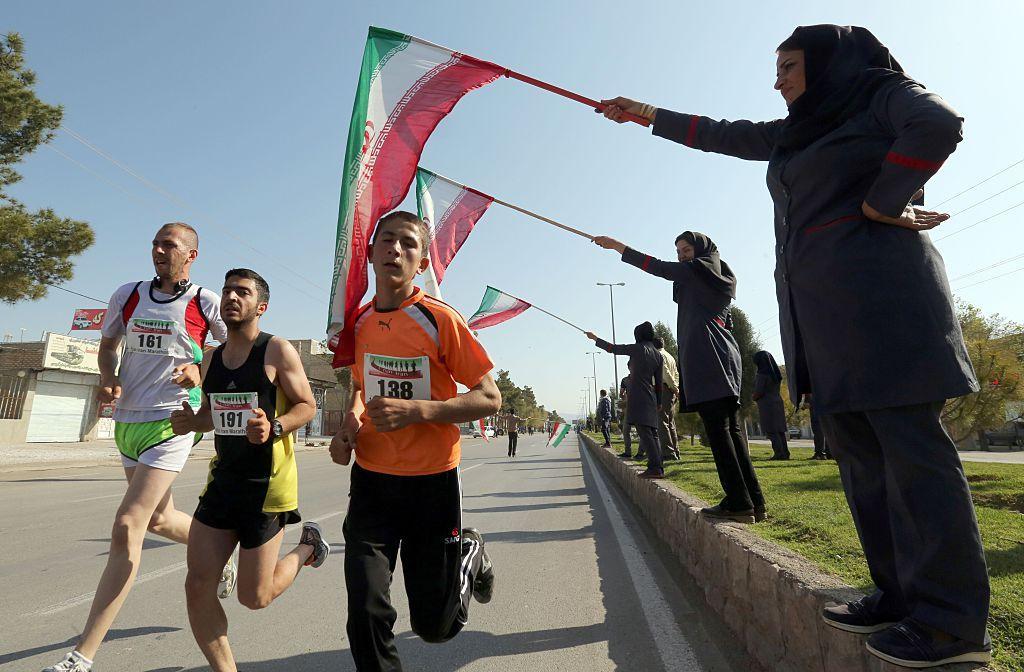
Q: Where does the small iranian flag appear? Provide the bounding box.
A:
[416,168,494,299]
[467,286,531,330]
[547,422,570,447]
[328,27,504,367]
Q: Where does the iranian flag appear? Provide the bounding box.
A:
[328,27,505,367]
[416,168,494,299]
[547,422,570,447]
[467,286,531,330]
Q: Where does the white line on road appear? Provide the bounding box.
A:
[25,507,348,618]
[579,441,704,672]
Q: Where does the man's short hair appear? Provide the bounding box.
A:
[372,210,432,254]
[225,268,270,304]
[652,337,665,349]
[600,389,607,396]
[160,222,199,250]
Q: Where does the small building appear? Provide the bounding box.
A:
[289,339,347,438]
[0,334,104,443]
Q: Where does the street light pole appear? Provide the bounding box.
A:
[596,282,625,396]
[585,351,600,413]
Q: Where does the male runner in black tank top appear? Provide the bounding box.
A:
[170,269,329,672]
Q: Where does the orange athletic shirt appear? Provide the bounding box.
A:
[350,287,494,476]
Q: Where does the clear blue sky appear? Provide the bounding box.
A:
[3,1,1022,419]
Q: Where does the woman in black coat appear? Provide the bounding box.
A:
[591,232,764,523]
[586,321,664,478]
[752,351,789,460]
[599,24,989,667]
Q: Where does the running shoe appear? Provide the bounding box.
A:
[701,503,755,524]
[866,620,992,668]
[822,597,899,634]
[218,558,237,599]
[462,528,494,604]
[300,521,330,568]
[43,652,92,672]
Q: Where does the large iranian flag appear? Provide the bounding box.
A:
[416,168,494,299]
[467,286,532,330]
[328,27,505,367]
[547,422,570,447]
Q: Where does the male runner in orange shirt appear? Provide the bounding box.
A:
[330,211,502,671]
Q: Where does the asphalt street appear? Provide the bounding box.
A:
[1,433,751,671]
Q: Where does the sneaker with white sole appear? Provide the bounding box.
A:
[218,558,237,599]
[42,651,92,672]
[300,521,330,568]
[462,528,494,604]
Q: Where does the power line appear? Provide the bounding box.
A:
[949,251,1024,282]
[946,177,1024,218]
[933,198,1024,243]
[954,264,1024,291]
[933,157,1024,207]
[47,283,106,303]
[58,127,329,300]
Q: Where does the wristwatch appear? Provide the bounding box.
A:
[271,420,285,439]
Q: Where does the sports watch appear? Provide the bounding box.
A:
[271,420,285,439]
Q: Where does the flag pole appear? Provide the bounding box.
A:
[498,288,588,333]
[423,168,595,240]
[504,70,652,128]
[391,28,651,128]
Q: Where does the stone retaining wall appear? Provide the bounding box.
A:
[580,434,991,672]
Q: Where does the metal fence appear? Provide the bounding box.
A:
[0,375,28,420]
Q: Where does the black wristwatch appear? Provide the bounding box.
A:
[271,420,285,439]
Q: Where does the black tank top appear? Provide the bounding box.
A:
[202,332,279,482]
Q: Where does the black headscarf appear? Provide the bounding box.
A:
[634,321,655,343]
[753,350,783,382]
[776,25,910,150]
[675,231,737,300]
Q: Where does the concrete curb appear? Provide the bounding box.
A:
[580,434,993,672]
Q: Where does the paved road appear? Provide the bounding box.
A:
[1,433,750,672]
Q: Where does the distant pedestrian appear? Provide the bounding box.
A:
[619,368,635,457]
[506,411,520,458]
[653,337,680,460]
[753,351,789,460]
[587,322,665,478]
[596,389,613,448]
[804,394,831,460]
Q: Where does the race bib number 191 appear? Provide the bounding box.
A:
[126,318,177,355]
[210,392,259,436]
[364,354,431,401]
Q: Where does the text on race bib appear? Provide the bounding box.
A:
[126,318,178,356]
[364,354,431,401]
[210,392,259,436]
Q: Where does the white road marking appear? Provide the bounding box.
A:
[579,439,704,672]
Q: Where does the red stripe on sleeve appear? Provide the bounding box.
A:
[885,151,943,171]
[684,116,699,148]
[121,286,140,325]
[641,255,652,271]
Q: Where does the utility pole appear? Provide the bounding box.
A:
[596,282,625,393]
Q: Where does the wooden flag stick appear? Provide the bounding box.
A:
[500,288,588,333]
[424,168,595,240]
[504,70,651,128]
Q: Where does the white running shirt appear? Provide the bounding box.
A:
[101,280,227,422]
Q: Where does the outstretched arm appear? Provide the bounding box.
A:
[592,236,693,284]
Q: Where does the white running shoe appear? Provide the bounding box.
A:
[300,521,330,568]
[43,651,92,672]
[218,558,237,599]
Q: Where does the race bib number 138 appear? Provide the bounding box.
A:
[210,392,259,436]
[364,354,431,401]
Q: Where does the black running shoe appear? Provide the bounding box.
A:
[822,597,899,634]
[300,522,330,568]
[462,528,494,604]
[866,620,992,668]
[701,503,755,524]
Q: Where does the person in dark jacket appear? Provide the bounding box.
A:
[596,389,613,447]
[753,351,789,460]
[804,394,831,459]
[619,369,635,458]
[592,232,765,523]
[587,322,664,478]
[598,24,990,668]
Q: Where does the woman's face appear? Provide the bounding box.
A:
[775,49,806,106]
[676,239,695,262]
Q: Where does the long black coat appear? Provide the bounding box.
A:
[652,79,978,414]
[596,339,663,428]
[621,248,742,409]
[754,373,787,434]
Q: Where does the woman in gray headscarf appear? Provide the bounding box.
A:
[752,351,789,460]
[597,24,990,668]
